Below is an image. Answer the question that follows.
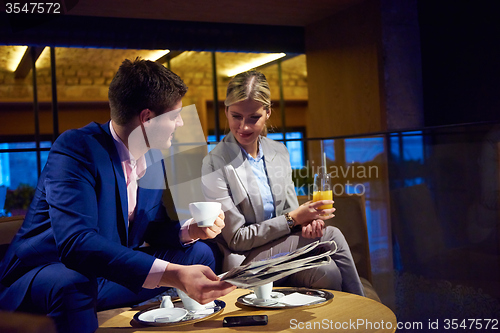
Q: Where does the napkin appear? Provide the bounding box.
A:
[278,292,326,306]
[190,301,216,316]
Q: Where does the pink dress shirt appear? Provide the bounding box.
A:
[110,121,195,289]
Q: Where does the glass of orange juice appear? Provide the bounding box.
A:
[312,172,333,209]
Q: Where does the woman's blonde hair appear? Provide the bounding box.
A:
[225,70,271,135]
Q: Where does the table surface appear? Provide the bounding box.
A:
[97,288,397,332]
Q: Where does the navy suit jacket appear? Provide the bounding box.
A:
[0,122,182,310]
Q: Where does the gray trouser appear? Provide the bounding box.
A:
[241,226,365,296]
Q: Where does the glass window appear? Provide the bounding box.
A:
[0,141,51,216]
[389,131,425,186]
[207,131,305,169]
[390,131,424,162]
[345,137,385,163]
[324,139,335,162]
[207,134,226,153]
[267,132,304,169]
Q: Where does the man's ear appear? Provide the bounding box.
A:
[139,109,153,124]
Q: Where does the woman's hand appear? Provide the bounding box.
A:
[301,219,325,239]
[188,210,225,240]
[288,200,335,226]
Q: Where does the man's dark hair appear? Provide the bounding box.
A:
[108,58,188,125]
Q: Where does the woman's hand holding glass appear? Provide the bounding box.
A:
[288,172,335,239]
[288,200,335,238]
[289,200,335,224]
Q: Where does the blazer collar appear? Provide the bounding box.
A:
[259,136,282,215]
[219,133,258,221]
[260,135,277,161]
[100,121,129,239]
[223,132,286,221]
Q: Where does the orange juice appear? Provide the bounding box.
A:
[312,190,333,209]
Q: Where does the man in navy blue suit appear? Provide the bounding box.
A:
[0,58,235,332]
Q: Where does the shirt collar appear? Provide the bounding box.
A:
[240,138,264,162]
[110,121,147,178]
[110,121,131,163]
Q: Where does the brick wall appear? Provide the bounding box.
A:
[0,51,309,136]
[0,61,308,102]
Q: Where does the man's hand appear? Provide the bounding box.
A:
[188,210,225,240]
[161,263,236,304]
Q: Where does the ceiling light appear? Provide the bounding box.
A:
[226,53,286,77]
[147,49,170,61]
[35,47,49,67]
[8,46,28,72]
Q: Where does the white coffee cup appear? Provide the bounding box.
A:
[253,281,273,301]
[175,288,206,311]
[189,202,222,227]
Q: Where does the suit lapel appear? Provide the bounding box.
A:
[100,122,129,242]
[223,133,262,222]
[232,160,263,222]
[261,137,285,213]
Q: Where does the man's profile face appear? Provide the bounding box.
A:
[144,100,184,150]
[128,100,184,158]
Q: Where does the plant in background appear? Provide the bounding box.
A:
[292,167,313,196]
[4,183,35,216]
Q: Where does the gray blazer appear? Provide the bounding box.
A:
[202,133,299,271]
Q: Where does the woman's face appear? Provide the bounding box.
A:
[226,99,270,150]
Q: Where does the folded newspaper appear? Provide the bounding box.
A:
[220,240,338,289]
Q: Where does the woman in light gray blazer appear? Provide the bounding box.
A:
[202,71,364,296]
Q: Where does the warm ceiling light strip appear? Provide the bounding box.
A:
[14,46,45,79]
[149,49,170,61]
[226,53,286,77]
[35,47,50,67]
[8,45,28,72]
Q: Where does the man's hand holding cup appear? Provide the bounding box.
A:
[188,202,224,240]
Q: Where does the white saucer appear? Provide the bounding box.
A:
[138,308,188,323]
[253,298,279,306]
[242,291,285,307]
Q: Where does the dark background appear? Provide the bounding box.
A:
[418,0,500,127]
